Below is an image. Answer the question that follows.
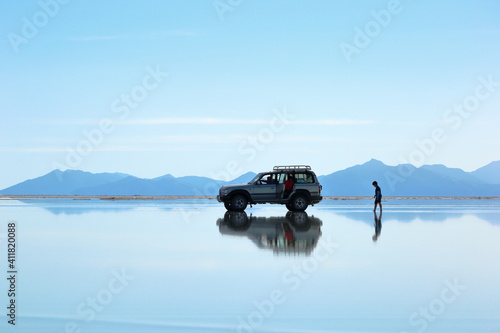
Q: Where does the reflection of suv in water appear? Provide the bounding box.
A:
[217,165,323,211]
[216,211,322,255]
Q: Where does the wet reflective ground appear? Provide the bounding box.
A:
[1,198,499,332]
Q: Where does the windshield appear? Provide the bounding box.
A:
[249,173,266,184]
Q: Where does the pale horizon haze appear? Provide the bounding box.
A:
[1,0,500,189]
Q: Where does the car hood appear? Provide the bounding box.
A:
[220,183,252,190]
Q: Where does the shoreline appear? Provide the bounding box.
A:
[1,195,499,201]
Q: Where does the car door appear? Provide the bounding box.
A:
[251,174,278,202]
[275,173,287,199]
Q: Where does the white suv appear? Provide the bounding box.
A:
[217,165,323,211]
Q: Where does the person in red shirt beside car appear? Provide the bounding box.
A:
[283,174,295,198]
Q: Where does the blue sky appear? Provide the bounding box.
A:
[1,0,500,188]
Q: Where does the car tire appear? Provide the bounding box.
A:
[230,194,248,211]
[224,211,250,230]
[224,201,232,210]
[286,203,293,211]
[286,211,311,230]
[290,194,309,211]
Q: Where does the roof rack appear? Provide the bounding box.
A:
[273,165,311,171]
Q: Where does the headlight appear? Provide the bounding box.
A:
[222,189,229,195]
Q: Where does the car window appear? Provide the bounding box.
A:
[278,173,287,183]
[295,173,314,183]
[259,173,278,184]
[250,173,263,184]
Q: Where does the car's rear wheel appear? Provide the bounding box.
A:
[286,211,311,230]
[290,194,309,211]
[230,194,248,211]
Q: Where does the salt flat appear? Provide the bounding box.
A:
[0,198,499,332]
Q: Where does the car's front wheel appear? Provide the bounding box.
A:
[290,194,309,211]
[224,211,250,230]
[224,201,232,210]
[230,194,248,211]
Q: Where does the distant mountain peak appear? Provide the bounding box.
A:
[153,174,175,181]
[366,158,385,165]
[356,159,388,169]
[317,158,500,196]
[0,169,131,195]
[472,160,500,184]
[475,160,500,170]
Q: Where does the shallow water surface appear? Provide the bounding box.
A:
[0,198,499,332]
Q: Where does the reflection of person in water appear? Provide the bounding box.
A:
[372,211,382,242]
[283,223,294,245]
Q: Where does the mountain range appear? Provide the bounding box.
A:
[1,159,499,196]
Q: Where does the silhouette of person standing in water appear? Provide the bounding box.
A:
[372,211,382,242]
[372,181,382,212]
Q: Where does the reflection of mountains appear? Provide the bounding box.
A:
[8,199,500,227]
[333,210,500,226]
[11,199,189,215]
[217,211,322,256]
